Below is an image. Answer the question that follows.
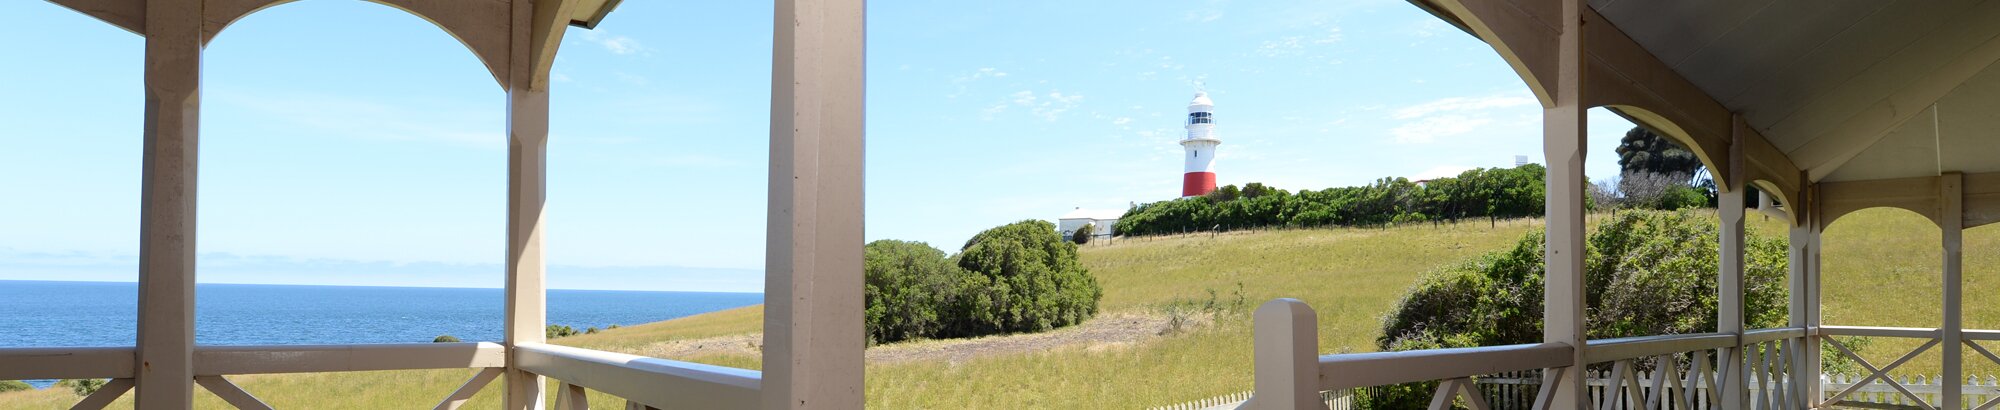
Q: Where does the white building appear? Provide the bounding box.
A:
[1057,208,1124,240]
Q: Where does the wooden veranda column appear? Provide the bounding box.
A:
[1943,172,1965,409]
[502,0,577,408]
[503,86,550,410]
[1541,0,1588,407]
[135,0,202,407]
[1718,117,1749,410]
[1787,180,1821,406]
[763,0,866,408]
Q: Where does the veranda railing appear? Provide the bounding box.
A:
[0,342,757,410]
[1234,299,1812,410]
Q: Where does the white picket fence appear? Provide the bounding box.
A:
[1152,374,2000,409]
[1148,388,1356,410]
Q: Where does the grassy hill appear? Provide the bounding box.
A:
[1,208,1985,408]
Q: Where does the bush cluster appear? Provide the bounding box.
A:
[1114,165,1548,235]
[1361,210,1789,408]
[864,220,1103,344]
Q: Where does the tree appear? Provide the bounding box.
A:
[546,324,579,339]
[864,239,965,344]
[432,334,460,343]
[1616,127,1704,177]
[949,220,1103,335]
[1379,210,1788,350]
[1072,222,1094,245]
[1363,210,1786,408]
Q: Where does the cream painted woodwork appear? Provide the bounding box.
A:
[31,0,868,409]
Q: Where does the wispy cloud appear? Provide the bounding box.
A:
[580,30,647,55]
[1388,94,1537,144]
[1256,25,1344,58]
[983,89,1084,122]
[949,67,1010,98]
[1183,0,1229,23]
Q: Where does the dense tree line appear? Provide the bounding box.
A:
[864,220,1102,344]
[1115,165,1549,236]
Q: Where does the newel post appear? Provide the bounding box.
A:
[1240,299,1324,410]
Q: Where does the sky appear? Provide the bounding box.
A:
[0,0,1641,292]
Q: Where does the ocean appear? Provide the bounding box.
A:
[0,280,762,388]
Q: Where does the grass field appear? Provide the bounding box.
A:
[1,208,1985,408]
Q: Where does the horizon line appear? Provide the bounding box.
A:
[0,279,765,295]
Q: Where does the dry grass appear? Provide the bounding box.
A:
[4,209,1977,408]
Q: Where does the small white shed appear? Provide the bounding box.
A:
[1057,208,1124,240]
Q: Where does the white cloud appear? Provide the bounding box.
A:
[1392,95,1537,119]
[993,89,1084,122]
[1256,26,1344,58]
[1391,114,1490,144]
[581,30,646,55]
[1112,117,1133,126]
[1385,94,1538,144]
[948,67,1010,98]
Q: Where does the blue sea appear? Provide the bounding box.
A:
[0,280,761,388]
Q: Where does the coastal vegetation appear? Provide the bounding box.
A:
[864,220,1101,344]
[1113,166,1549,236]
[1361,210,1791,407]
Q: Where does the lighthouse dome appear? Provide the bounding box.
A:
[1189,92,1214,109]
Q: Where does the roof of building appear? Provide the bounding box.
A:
[1059,208,1126,221]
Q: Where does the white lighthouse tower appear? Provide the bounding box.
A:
[1180,91,1222,197]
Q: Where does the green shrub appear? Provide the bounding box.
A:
[864,239,967,344]
[1072,223,1094,245]
[0,380,30,393]
[949,220,1103,336]
[1364,210,1789,408]
[1115,165,1550,235]
[432,335,460,343]
[547,324,579,339]
[862,221,1102,344]
[58,379,106,396]
[1655,184,1709,210]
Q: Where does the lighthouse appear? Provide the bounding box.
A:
[1180,91,1221,197]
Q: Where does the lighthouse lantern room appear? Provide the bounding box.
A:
[1180,92,1222,197]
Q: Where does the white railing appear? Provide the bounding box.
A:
[515,342,761,409]
[1238,299,1575,410]
[1816,325,2000,409]
[0,343,506,410]
[1238,298,1814,410]
[0,342,765,410]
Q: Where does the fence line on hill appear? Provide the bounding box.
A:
[1088,216,1548,247]
[1150,372,2000,409]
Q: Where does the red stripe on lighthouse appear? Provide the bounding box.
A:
[1182,172,1216,197]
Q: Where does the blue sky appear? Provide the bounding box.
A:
[0,0,1638,292]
